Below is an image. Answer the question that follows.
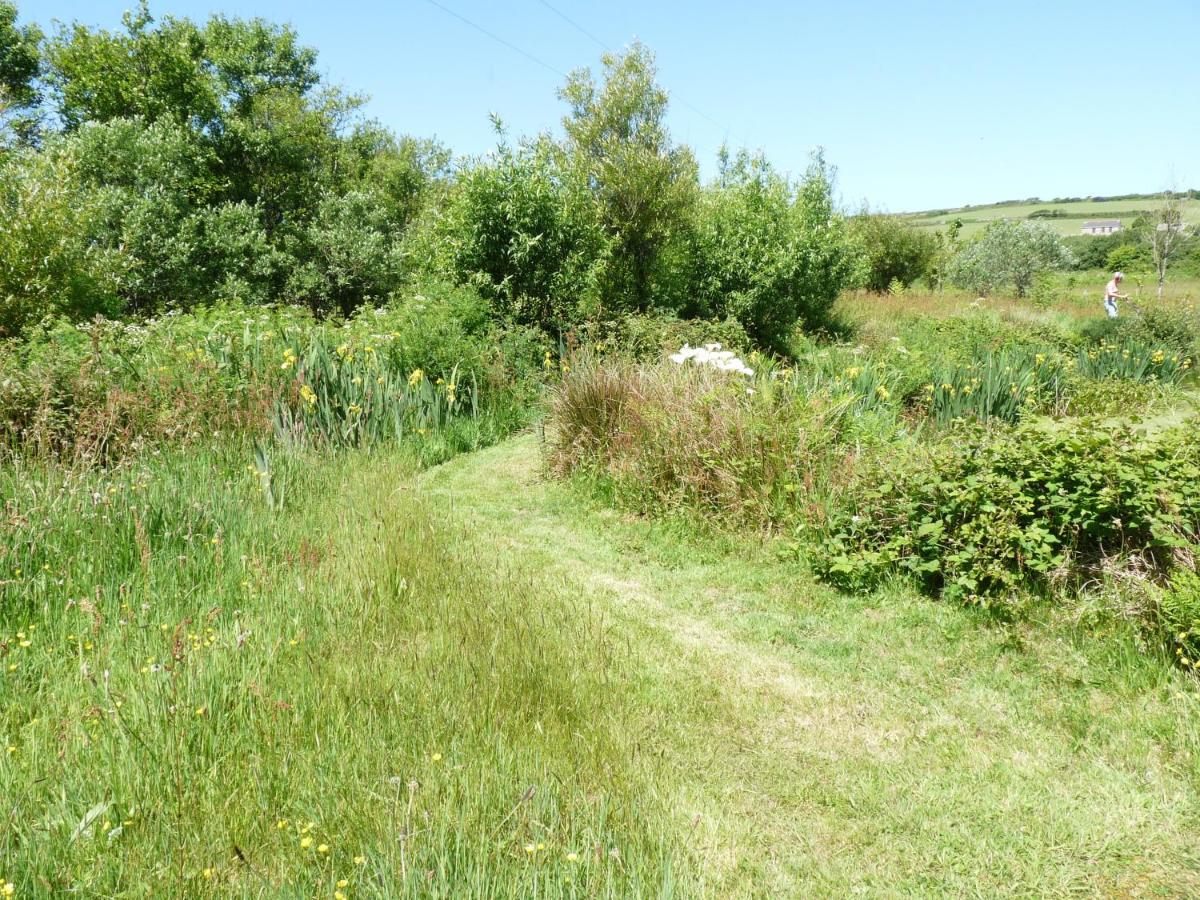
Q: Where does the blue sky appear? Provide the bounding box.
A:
[26,0,1200,211]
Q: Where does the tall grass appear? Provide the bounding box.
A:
[0,444,696,896]
[0,297,543,465]
[547,357,888,527]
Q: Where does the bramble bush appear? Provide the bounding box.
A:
[814,421,1200,608]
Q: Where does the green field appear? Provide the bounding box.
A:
[908,196,1200,237]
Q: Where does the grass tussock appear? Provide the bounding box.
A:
[548,356,875,528]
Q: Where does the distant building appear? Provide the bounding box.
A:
[1081,219,1122,235]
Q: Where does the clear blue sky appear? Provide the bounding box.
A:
[25,0,1200,211]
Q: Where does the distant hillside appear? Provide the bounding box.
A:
[907,192,1200,238]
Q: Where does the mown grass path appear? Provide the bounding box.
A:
[418,434,1200,897]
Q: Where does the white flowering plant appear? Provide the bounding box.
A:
[668,343,755,376]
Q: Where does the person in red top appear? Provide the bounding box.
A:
[1104,271,1128,318]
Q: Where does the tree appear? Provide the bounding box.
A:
[691,149,860,348]
[0,1,42,143]
[947,220,1074,297]
[558,43,698,314]
[0,145,127,335]
[342,125,452,230]
[46,4,217,131]
[1145,191,1187,298]
[849,212,940,292]
[405,130,611,332]
[286,188,402,315]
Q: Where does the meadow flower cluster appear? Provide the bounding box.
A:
[0,286,548,464]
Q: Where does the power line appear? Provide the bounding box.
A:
[425,0,749,150]
[424,0,567,79]
[532,0,744,145]
[535,0,609,52]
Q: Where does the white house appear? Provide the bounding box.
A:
[1081,219,1122,236]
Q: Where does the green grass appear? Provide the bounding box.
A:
[7,433,1199,895]
[907,197,1200,237]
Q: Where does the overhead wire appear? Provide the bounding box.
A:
[423,0,749,148]
[423,0,567,79]
[532,0,745,144]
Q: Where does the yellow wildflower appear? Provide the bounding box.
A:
[408,368,424,387]
[337,879,349,888]
[300,836,313,849]
[317,843,330,854]
[354,855,366,865]
[300,384,317,406]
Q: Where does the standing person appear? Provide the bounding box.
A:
[1104,271,1128,318]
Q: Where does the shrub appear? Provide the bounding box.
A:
[947,220,1074,297]
[691,150,860,349]
[406,134,611,332]
[815,420,1200,607]
[849,213,940,292]
[0,146,126,336]
[1105,244,1150,274]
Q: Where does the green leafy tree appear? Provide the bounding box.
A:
[947,220,1074,296]
[850,212,940,292]
[46,4,217,130]
[201,14,321,116]
[559,43,698,314]
[342,125,452,230]
[407,128,610,332]
[214,86,355,234]
[287,189,403,315]
[0,1,42,143]
[691,149,860,348]
[0,146,127,335]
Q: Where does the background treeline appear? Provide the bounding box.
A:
[0,1,868,350]
[1,1,1193,349]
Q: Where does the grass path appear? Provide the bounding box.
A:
[418,434,1200,896]
[4,435,1200,896]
